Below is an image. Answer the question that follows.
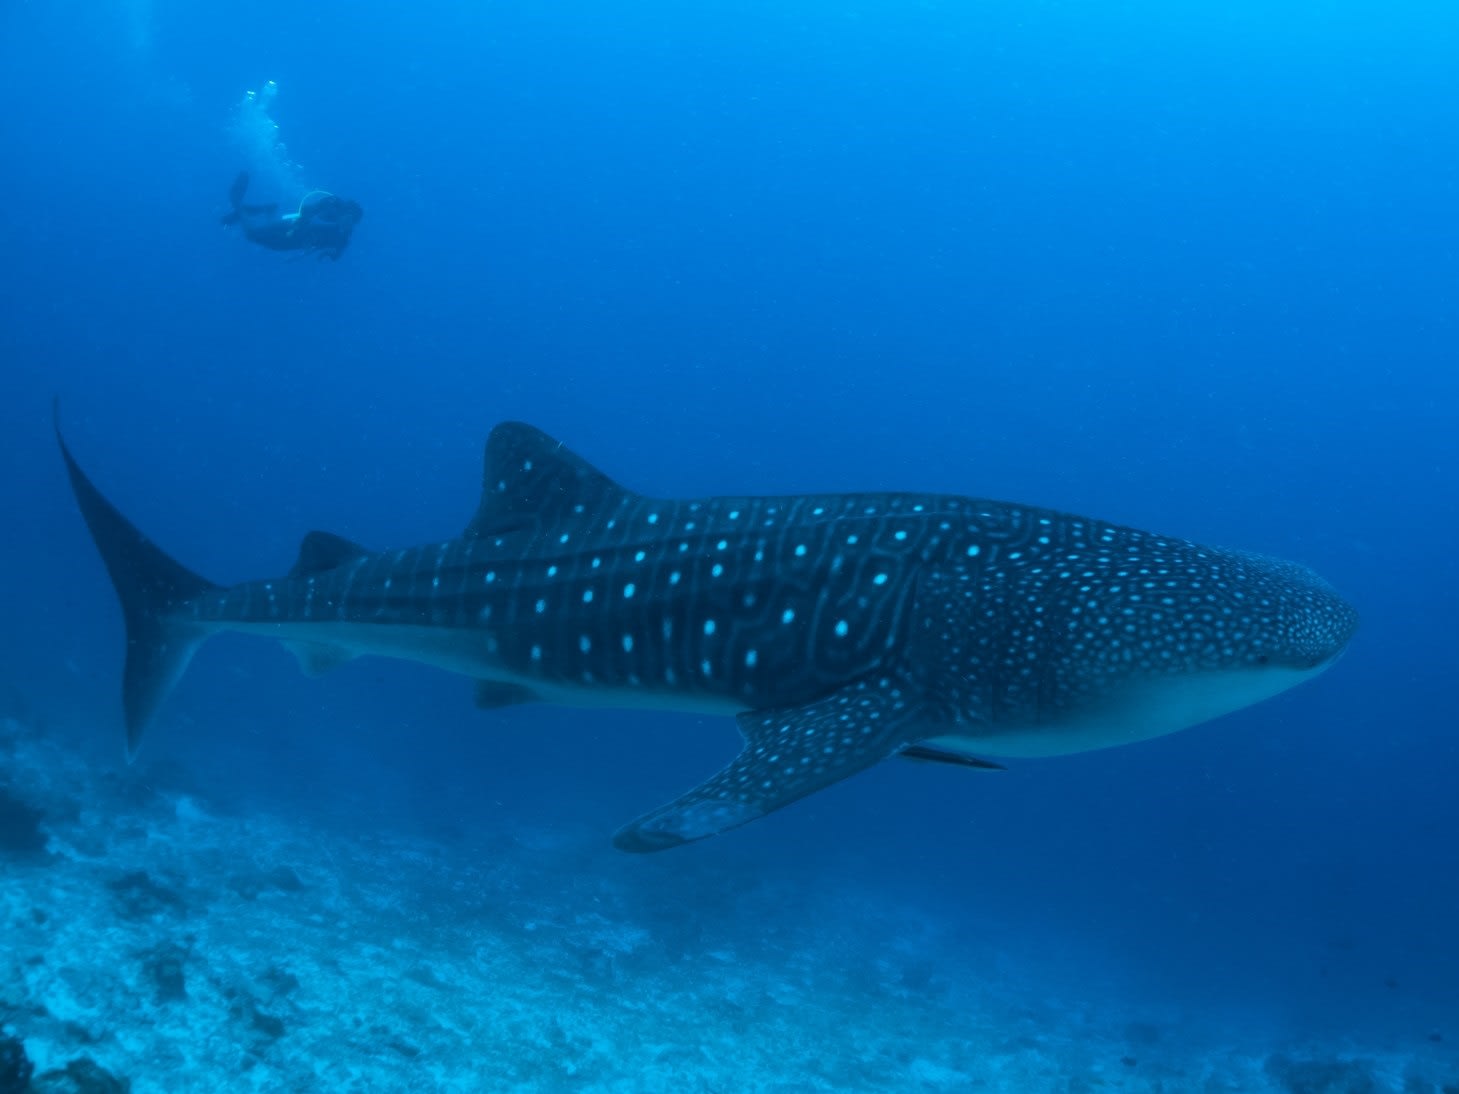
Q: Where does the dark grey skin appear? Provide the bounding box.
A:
[221,171,362,260]
[57,417,1358,852]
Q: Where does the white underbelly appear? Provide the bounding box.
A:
[931,664,1327,759]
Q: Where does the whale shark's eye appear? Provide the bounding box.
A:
[1253,653,1270,666]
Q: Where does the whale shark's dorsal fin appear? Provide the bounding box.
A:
[464,422,636,540]
[290,531,371,577]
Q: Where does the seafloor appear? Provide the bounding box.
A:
[1,713,1453,1094]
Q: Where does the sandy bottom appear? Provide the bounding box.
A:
[0,715,1452,1093]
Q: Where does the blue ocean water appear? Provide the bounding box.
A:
[1,0,1456,1089]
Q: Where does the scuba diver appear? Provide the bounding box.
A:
[220,171,363,260]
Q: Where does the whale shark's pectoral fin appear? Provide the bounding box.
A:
[613,676,923,852]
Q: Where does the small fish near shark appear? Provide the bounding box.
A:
[57,411,1358,852]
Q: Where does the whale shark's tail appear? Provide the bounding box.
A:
[54,405,219,757]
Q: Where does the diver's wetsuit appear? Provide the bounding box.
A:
[221,171,363,260]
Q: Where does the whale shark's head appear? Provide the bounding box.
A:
[1196,550,1358,674]
[946,532,1359,757]
[1088,548,1358,751]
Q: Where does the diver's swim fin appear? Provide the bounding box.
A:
[222,171,276,225]
[228,171,250,209]
[221,171,250,226]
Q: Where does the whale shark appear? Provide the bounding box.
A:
[58,415,1358,851]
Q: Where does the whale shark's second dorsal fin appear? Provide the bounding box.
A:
[463,422,635,540]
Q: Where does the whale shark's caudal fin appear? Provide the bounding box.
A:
[55,405,220,757]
